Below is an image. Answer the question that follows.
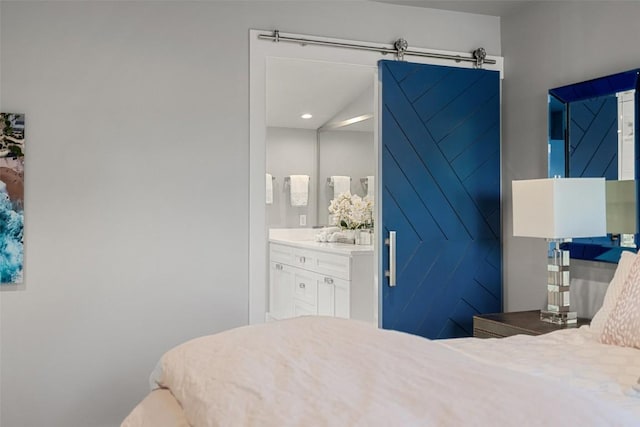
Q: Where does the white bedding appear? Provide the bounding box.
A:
[443,325,640,417]
[126,316,640,426]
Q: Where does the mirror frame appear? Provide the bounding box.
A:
[548,69,640,263]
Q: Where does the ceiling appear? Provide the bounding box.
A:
[266,58,375,131]
[376,0,534,17]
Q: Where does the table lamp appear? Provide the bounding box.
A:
[512,178,606,325]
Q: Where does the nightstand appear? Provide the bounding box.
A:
[473,310,590,338]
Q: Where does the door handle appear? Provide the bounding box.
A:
[385,231,396,287]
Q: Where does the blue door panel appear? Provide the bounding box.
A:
[385,61,425,84]
[380,60,501,339]
[455,123,501,181]
[473,254,502,299]
[383,119,468,240]
[415,241,477,338]
[440,319,469,339]
[450,300,481,337]
[388,256,444,333]
[383,153,448,241]
[397,66,451,103]
[462,153,501,236]
[412,70,484,123]
[383,71,497,241]
[386,61,482,107]
[381,186,427,284]
[451,122,500,181]
[440,95,500,161]
[416,241,476,337]
[386,240,471,336]
[423,74,498,143]
[461,280,500,315]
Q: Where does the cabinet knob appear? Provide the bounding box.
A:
[324,277,334,284]
[299,256,306,264]
[299,282,306,289]
[275,264,283,270]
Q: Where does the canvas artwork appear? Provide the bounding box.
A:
[0,113,25,284]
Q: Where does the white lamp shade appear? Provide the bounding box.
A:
[512,178,606,239]
[606,180,637,234]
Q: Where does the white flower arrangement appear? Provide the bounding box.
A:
[328,193,373,230]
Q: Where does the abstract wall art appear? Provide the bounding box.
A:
[0,113,25,284]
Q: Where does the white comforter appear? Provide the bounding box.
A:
[139,317,639,426]
[442,325,640,418]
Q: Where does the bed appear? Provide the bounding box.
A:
[122,253,640,426]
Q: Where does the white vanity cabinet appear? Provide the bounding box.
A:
[268,241,374,323]
[317,275,350,318]
[269,262,295,320]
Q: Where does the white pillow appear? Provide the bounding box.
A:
[589,250,637,334]
[600,255,640,348]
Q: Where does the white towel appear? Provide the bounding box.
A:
[289,175,309,207]
[332,176,351,196]
[366,175,375,200]
[266,173,273,205]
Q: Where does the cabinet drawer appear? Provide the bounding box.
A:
[270,243,351,280]
[313,252,351,280]
[293,269,318,307]
[473,328,504,339]
[291,249,317,270]
[270,244,293,264]
[473,316,537,338]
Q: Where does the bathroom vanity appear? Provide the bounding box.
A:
[268,229,375,324]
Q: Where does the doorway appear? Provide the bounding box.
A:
[249,30,503,330]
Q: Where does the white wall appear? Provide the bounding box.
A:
[501,2,640,311]
[0,1,500,426]
[266,127,317,228]
[318,130,374,225]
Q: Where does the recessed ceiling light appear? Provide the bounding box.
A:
[301,113,313,119]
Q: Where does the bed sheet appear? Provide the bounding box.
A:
[442,325,640,417]
[121,389,189,427]
[125,317,639,426]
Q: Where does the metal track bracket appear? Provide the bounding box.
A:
[258,30,496,67]
[394,38,409,61]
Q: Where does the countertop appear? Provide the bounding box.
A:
[269,237,374,255]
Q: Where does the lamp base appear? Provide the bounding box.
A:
[543,241,577,327]
[540,309,578,326]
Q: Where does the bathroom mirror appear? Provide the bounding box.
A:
[548,69,640,262]
[265,57,375,229]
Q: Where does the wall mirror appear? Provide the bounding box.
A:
[265,57,375,229]
[548,69,640,262]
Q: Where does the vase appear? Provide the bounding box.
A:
[355,229,373,245]
[341,229,356,244]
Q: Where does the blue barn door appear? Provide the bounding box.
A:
[379,60,501,339]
